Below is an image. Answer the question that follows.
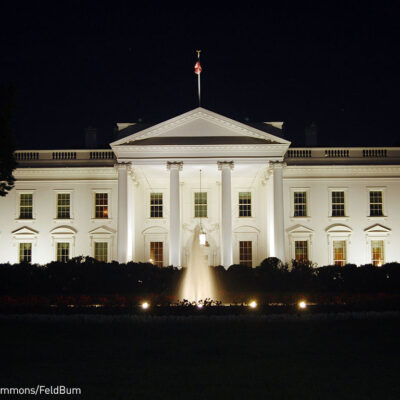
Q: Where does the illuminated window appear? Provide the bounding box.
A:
[239,241,252,267]
[95,193,108,219]
[56,242,70,262]
[150,193,163,218]
[57,193,70,219]
[371,240,384,266]
[294,192,307,217]
[19,242,32,263]
[194,192,207,218]
[150,242,163,267]
[239,192,252,217]
[332,191,345,217]
[19,194,33,219]
[94,242,108,262]
[333,240,346,266]
[369,191,383,216]
[295,240,308,261]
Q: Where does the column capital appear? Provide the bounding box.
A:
[217,161,234,171]
[114,161,131,170]
[167,161,183,171]
[269,160,286,169]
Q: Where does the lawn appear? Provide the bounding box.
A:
[0,313,399,399]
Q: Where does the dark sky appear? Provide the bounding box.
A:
[1,1,399,149]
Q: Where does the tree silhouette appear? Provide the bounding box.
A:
[0,84,17,197]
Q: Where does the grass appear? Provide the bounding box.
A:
[0,313,399,399]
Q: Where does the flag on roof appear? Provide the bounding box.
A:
[194,61,202,75]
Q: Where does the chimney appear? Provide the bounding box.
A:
[305,121,318,146]
[85,127,97,148]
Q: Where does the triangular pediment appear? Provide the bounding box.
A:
[89,226,116,235]
[12,226,39,236]
[111,108,290,147]
[364,224,391,234]
[287,224,314,234]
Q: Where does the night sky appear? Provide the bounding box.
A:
[1,1,399,149]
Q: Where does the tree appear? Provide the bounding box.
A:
[0,84,17,197]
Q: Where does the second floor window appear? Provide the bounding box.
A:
[19,193,33,219]
[57,193,71,219]
[239,192,252,217]
[332,191,345,217]
[95,193,108,218]
[150,193,163,218]
[294,192,307,217]
[369,191,383,216]
[194,192,207,218]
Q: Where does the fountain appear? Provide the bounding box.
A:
[180,225,215,302]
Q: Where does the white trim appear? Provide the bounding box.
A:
[53,189,74,222]
[364,224,391,265]
[235,188,255,219]
[326,224,353,265]
[91,189,112,221]
[289,187,311,221]
[327,187,348,219]
[366,186,387,219]
[89,226,116,262]
[15,189,36,221]
[142,226,168,266]
[287,225,314,263]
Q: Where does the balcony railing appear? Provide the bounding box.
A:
[15,149,116,163]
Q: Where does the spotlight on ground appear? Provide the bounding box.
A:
[249,300,257,309]
[298,300,307,309]
[141,302,149,310]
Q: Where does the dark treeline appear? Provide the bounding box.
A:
[0,257,400,296]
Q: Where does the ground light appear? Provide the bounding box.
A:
[249,300,257,309]
[298,300,307,309]
[197,303,203,309]
[141,302,149,310]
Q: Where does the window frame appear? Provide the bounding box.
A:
[294,240,309,262]
[366,187,386,219]
[15,190,36,220]
[94,241,109,262]
[238,191,252,218]
[56,242,70,263]
[150,192,164,219]
[290,188,310,220]
[91,189,112,220]
[19,242,32,263]
[371,240,385,266]
[54,190,74,221]
[239,240,253,267]
[328,188,348,219]
[194,191,208,218]
[150,241,164,267]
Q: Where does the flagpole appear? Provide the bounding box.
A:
[196,50,201,106]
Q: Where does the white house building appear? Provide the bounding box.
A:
[1,107,400,268]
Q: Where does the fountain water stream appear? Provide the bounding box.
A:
[180,225,215,302]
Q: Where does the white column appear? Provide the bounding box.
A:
[117,163,131,263]
[168,161,182,266]
[218,161,234,268]
[272,162,285,262]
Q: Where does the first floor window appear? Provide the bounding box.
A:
[369,191,383,216]
[294,192,307,217]
[371,240,384,266]
[239,192,252,217]
[19,193,33,219]
[56,242,70,262]
[150,193,163,218]
[295,240,308,262]
[95,193,108,218]
[332,191,345,217]
[239,241,252,267]
[19,243,32,263]
[333,240,346,266]
[94,242,108,262]
[57,193,71,219]
[194,192,207,218]
[150,242,163,267]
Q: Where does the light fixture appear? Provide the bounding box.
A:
[298,300,307,309]
[141,302,149,309]
[198,169,207,245]
[197,303,203,309]
[249,300,257,308]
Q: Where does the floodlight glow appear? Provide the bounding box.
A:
[149,258,153,264]
[298,301,307,309]
[199,233,206,245]
[197,303,203,309]
[249,300,257,308]
[141,302,149,309]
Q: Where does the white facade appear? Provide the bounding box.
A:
[1,108,400,267]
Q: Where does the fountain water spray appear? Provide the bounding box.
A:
[180,225,215,302]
